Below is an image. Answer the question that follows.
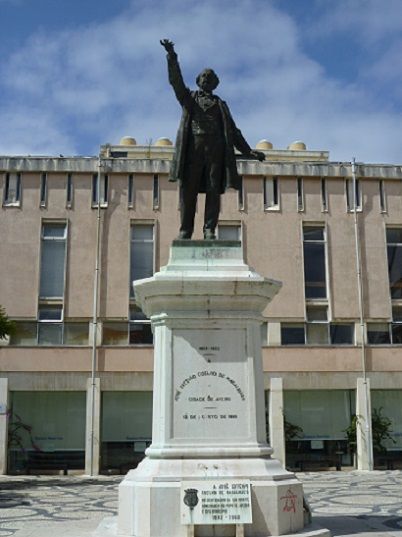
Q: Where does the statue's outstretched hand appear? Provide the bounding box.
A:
[249,150,266,162]
[160,39,175,54]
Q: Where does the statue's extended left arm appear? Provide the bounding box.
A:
[224,104,265,162]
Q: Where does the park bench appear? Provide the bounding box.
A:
[25,450,85,475]
[295,453,342,471]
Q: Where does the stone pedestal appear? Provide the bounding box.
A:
[118,241,325,537]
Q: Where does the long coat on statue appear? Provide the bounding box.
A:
[166,53,253,194]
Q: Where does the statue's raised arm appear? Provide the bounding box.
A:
[160,38,189,105]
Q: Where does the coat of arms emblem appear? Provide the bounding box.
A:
[183,488,199,510]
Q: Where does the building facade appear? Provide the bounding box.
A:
[0,137,401,474]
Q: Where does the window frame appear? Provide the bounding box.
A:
[302,224,328,300]
[345,178,362,212]
[39,221,68,300]
[92,173,109,208]
[40,172,47,208]
[321,178,328,213]
[238,176,244,211]
[129,221,156,297]
[297,177,304,212]
[263,177,280,211]
[3,172,21,207]
[66,173,73,209]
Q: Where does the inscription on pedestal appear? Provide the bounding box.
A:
[181,481,252,525]
[172,329,248,439]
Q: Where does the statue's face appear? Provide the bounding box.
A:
[196,69,219,92]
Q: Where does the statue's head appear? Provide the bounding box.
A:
[196,68,219,91]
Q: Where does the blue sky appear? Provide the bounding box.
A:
[0,0,401,163]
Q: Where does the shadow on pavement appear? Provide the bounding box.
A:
[314,515,402,535]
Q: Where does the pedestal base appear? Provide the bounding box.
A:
[118,457,307,537]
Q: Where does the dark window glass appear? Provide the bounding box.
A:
[393,307,402,322]
[330,324,353,344]
[281,324,305,345]
[391,324,402,344]
[40,173,47,206]
[103,323,128,345]
[303,243,326,298]
[38,323,63,345]
[130,225,154,295]
[367,324,390,344]
[129,306,153,344]
[153,174,159,209]
[238,177,244,210]
[387,244,402,299]
[128,174,134,207]
[321,178,328,211]
[303,227,324,241]
[297,177,303,211]
[66,173,73,207]
[386,228,402,244]
[379,180,386,212]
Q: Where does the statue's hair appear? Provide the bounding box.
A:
[196,68,220,90]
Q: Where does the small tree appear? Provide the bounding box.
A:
[0,305,15,340]
[344,407,396,454]
[284,417,303,442]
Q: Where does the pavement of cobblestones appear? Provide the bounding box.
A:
[0,471,401,536]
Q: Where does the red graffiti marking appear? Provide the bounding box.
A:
[280,488,297,513]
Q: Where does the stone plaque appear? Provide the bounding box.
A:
[172,329,248,439]
[181,481,252,525]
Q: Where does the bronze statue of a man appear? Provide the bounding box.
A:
[160,39,265,240]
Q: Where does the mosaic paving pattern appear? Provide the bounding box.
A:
[302,471,402,536]
[0,476,121,537]
[0,471,402,536]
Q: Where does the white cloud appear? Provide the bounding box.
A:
[0,0,401,163]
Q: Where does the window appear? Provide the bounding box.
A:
[386,228,402,299]
[153,174,159,209]
[130,306,153,344]
[330,324,354,345]
[66,174,73,208]
[10,319,88,346]
[367,323,391,345]
[281,323,305,345]
[3,172,21,206]
[346,178,362,212]
[321,178,328,212]
[217,224,241,241]
[297,177,304,211]
[92,173,108,207]
[306,306,329,345]
[238,176,244,210]
[379,180,387,213]
[10,322,37,345]
[40,173,47,207]
[263,177,279,210]
[392,306,402,344]
[130,224,154,296]
[303,226,327,299]
[38,305,63,345]
[128,174,134,208]
[39,223,67,299]
[102,308,153,346]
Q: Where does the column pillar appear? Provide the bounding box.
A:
[85,377,101,476]
[356,377,373,471]
[269,377,286,467]
[0,378,9,475]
